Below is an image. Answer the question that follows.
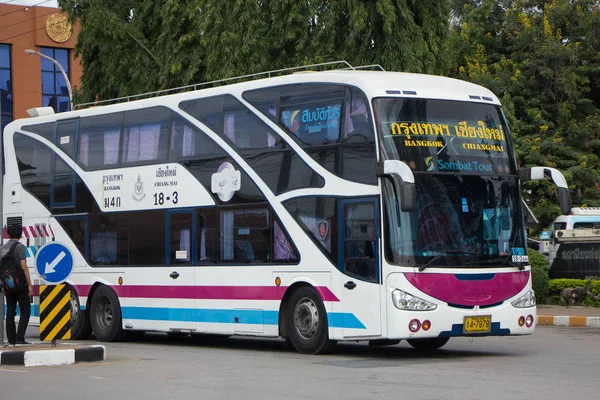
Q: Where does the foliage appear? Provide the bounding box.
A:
[450,0,600,232]
[58,0,453,103]
[528,249,550,304]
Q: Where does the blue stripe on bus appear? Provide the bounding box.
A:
[3,304,39,317]
[327,312,367,329]
[122,306,277,325]
[121,306,366,329]
[454,273,496,281]
[24,246,39,258]
[2,304,365,330]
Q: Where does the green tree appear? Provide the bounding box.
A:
[60,0,453,101]
[451,0,600,230]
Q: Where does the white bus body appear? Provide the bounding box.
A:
[3,65,557,353]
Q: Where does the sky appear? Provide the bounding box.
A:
[2,0,60,8]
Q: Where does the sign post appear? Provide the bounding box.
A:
[34,242,74,342]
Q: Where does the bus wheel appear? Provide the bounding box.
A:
[287,286,333,354]
[69,287,92,340]
[407,337,449,351]
[90,285,126,342]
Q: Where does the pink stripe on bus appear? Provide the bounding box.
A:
[29,227,37,237]
[36,226,44,237]
[71,285,340,302]
[44,225,50,236]
[49,226,55,236]
[22,227,30,238]
[2,228,8,239]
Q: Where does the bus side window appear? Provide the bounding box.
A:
[122,107,170,165]
[197,209,218,264]
[169,114,225,161]
[180,95,281,151]
[78,113,123,170]
[220,207,270,264]
[344,93,371,140]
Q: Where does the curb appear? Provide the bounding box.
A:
[0,345,106,367]
[537,316,600,328]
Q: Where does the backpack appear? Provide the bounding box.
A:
[0,241,27,294]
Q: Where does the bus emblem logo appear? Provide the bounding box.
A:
[290,110,300,133]
[424,156,435,172]
[132,175,146,202]
[317,220,329,240]
[211,162,241,202]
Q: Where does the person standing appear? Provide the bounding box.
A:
[1,225,33,346]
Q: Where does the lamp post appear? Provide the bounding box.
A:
[25,49,73,111]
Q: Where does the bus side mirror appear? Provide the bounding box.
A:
[519,167,572,215]
[377,160,416,212]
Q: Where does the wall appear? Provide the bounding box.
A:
[0,4,81,120]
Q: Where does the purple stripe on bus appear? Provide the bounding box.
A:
[72,285,340,302]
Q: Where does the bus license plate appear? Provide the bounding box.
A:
[463,315,491,333]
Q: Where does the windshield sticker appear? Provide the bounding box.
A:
[512,248,525,255]
[390,120,505,142]
[461,198,469,212]
[280,101,342,145]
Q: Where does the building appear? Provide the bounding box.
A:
[1,3,81,134]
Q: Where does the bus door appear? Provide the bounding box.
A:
[165,209,196,330]
[51,120,79,209]
[53,214,88,266]
[338,198,382,337]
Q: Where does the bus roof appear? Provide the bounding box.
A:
[7,67,501,130]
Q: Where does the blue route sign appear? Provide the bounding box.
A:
[35,242,74,284]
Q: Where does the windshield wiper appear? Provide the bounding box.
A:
[465,255,525,270]
[417,251,478,272]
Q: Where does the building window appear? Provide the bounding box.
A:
[0,44,12,132]
[40,47,70,112]
[1,44,12,172]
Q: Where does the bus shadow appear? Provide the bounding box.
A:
[128,332,517,361]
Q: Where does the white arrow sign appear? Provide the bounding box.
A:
[45,251,66,274]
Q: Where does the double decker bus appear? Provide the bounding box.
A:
[1,62,571,354]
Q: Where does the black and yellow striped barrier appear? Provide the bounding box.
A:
[39,284,71,341]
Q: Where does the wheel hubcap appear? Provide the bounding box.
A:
[70,291,79,326]
[294,297,319,339]
[96,297,113,330]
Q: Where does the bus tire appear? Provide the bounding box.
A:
[407,337,449,351]
[90,285,126,342]
[69,287,92,340]
[287,286,333,355]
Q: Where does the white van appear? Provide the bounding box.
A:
[552,207,600,230]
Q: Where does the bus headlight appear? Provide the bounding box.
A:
[511,290,536,308]
[392,289,437,311]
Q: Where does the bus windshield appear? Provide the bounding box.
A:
[374,97,526,268]
[374,97,514,175]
